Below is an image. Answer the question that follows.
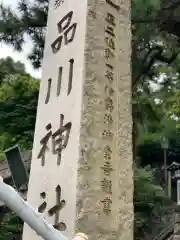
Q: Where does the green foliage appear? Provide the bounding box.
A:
[166,91,180,119]
[0,58,39,160]
[1,0,180,239]
[0,74,39,156]
[0,57,26,84]
[0,0,48,68]
[0,212,23,240]
[134,163,171,239]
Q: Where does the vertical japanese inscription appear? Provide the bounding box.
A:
[101,0,119,216]
[39,8,77,234]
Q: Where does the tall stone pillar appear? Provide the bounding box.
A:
[22,1,133,240]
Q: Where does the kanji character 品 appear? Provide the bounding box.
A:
[51,11,77,53]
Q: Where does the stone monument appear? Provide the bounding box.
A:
[22,0,133,240]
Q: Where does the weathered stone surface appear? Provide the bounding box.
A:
[173,211,180,240]
[75,1,133,240]
[23,0,133,240]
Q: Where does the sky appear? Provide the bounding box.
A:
[0,0,42,78]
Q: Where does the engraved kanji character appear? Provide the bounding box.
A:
[104,48,114,60]
[104,114,113,124]
[67,58,74,95]
[105,25,115,37]
[51,11,77,53]
[102,129,113,139]
[104,145,112,161]
[105,70,114,82]
[106,12,116,26]
[101,162,113,175]
[101,196,112,215]
[101,178,112,194]
[52,114,72,165]
[45,78,52,104]
[57,58,74,97]
[81,148,86,157]
[105,97,114,112]
[37,123,52,166]
[38,192,47,213]
[54,0,64,9]
[106,63,113,70]
[48,185,66,231]
[104,85,114,96]
[105,36,115,50]
[106,0,120,11]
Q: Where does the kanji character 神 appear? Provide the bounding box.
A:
[37,114,72,166]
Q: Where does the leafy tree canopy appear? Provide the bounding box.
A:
[0,57,39,159]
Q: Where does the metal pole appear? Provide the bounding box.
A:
[0,177,88,240]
